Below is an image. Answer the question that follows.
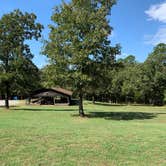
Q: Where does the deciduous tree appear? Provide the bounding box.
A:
[0,10,43,108]
[43,0,119,116]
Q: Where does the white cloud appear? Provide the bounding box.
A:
[145,1,166,45]
[144,27,166,45]
[145,1,166,23]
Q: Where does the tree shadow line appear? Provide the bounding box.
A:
[8,107,165,121]
[85,111,158,120]
[72,111,164,120]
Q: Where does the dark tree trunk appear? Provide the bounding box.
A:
[79,93,84,117]
[5,82,9,109]
[4,57,9,109]
[92,95,95,104]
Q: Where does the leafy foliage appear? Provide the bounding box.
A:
[0,9,43,108]
[43,0,119,115]
[107,43,166,105]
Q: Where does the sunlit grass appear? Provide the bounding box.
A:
[0,102,166,166]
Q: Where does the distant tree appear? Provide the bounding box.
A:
[142,43,166,105]
[110,69,124,103]
[121,64,142,103]
[43,0,119,116]
[117,55,136,65]
[0,10,43,109]
[111,55,137,103]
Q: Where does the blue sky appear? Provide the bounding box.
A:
[0,0,166,68]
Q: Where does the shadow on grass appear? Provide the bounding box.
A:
[72,111,157,120]
[88,112,157,120]
[12,108,76,112]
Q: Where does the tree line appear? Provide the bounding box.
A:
[84,44,166,106]
[0,0,166,116]
[42,43,166,107]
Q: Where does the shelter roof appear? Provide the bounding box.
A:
[31,87,73,97]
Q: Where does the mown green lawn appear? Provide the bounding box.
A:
[0,102,166,166]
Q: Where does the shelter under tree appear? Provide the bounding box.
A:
[29,88,76,105]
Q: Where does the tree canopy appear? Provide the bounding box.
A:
[0,9,43,108]
[43,0,119,116]
[101,43,166,105]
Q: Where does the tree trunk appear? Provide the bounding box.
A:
[4,57,9,109]
[92,95,95,104]
[79,93,84,117]
[5,83,9,109]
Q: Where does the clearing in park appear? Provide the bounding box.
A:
[0,102,165,166]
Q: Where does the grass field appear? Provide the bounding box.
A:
[0,102,166,166]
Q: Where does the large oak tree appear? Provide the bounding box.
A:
[0,9,43,109]
[43,0,119,116]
